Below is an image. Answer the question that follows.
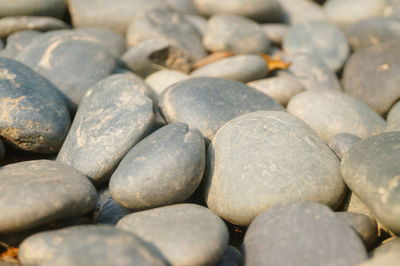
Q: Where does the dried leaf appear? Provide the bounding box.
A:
[260,53,291,71]
[0,246,18,261]
[191,51,233,69]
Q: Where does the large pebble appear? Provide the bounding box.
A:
[94,189,131,225]
[278,0,328,24]
[191,55,268,82]
[68,0,170,35]
[0,160,97,234]
[341,132,400,234]
[159,77,283,140]
[193,0,283,22]
[342,40,400,114]
[126,8,206,61]
[328,133,361,159]
[0,57,70,153]
[0,30,41,59]
[57,73,154,185]
[204,111,345,226]
[145,70,190,99]
[287,89,385,142]
[243,202,367,266]
[283,20,349,71]
[16,31,116,111]
[18,225,166,266]
[109,123,205,210]
[0,0,66,18]
[386,101,400,132]
[117,204,229,266]
[203,14,270,54]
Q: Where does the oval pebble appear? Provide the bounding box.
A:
[117,204,229,266]
[0,160,97,234]
[159,77,283,141]
[204,111,345,226]
[0,57,70,153]
[243,202,367,266]
[278,0,328,24]
[145,70,190,99]
[0,30,41,59]
[328,133,362,159]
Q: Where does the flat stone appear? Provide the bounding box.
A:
[18,225,166,266]
[0,16,69,38]
[126,8,206,61]
[158,77,284,141]
[191,55,268,83]
[0,160,97,234]
[0,30,41,59]
[204,111,345,226]
[57,73,154,185]
[0,57,70,153]
[278,0,328,24]
[346,17,400,51]
[117,204,229,266]
[386,101,400,132]
[281,54,341,91]
[16,30,116,112]
[109,123,205,209]
[324,0,386,29]
[342,40,400,114]
[283,20,350,71]
[328,133,362,159]
[94,189,132,225]
[216,246,242,266]
[341,132,400,234]
[261,23,289,44]
[0,0,66,18]
[193,0,283,22]
[203,14,270,54]
[336,211,378,248]
[287,89,386,142]
[145,70,190,99]
[68,0,170,35]
[247,75,305,106]
[243,202,367,266]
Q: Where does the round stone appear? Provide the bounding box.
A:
[287,89,386,142]
[0,57,70,153]
[0,0,66,18]
[328,133,362,160]
[0,30,41,59]
[0,160,97,234]
[18,225,166,266]
[158,77,283,141]
[145,70,189,99]
[386,101,400,132]
[341,132,400,234]
[243,202,367,266]
[203,14,270,54]
[342,40,400,114]
[109,123,205,210]
[278,0,328,24]
[204,111,345,226]
[283,20,349,71]
[16,30,116,112]
[56,73,154,185]
[117,204,229,266]
[193,0,283,22]
[94,189,132,225]
[191,55,268,82]
[126,8,206,61]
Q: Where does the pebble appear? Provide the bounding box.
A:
[261,23,289,44]
[346,17,400,51]
[57,73,154,185]
[18,225,166,266]
[193,0,284,22]
[328,133,362,159]
[126,8,206,61]
[68,0,170,35]
[283,20,350,71]
[94,189,131,225]
[145,70,190,99]
[16,30,117,112]
[191,55,268,82]
[386,101,400,132]
[0,160,97,234]
[0,0,67,18]
[359,252,400,266]
[158,77,283,141]
[167,0,199,14]
[0,16,69,38]
[340,191,376,221]
[247,75,305,106]
[204,111,345,226]
[0,30,41,58]
[117,204,229,266]
[243,202,367,266]
[371,237,400,257]
[0,57,70,153]
[109,123,205,210]
[341,132,400,235]
[384,0,400,18]
[323,0,386,29]
[216,246,242,266]
[287,89,386,142]
[185,14,207,36]
[278,0,328,24]
[336,211,378,248]
[203,14,270,54]
[342,40,400,114]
